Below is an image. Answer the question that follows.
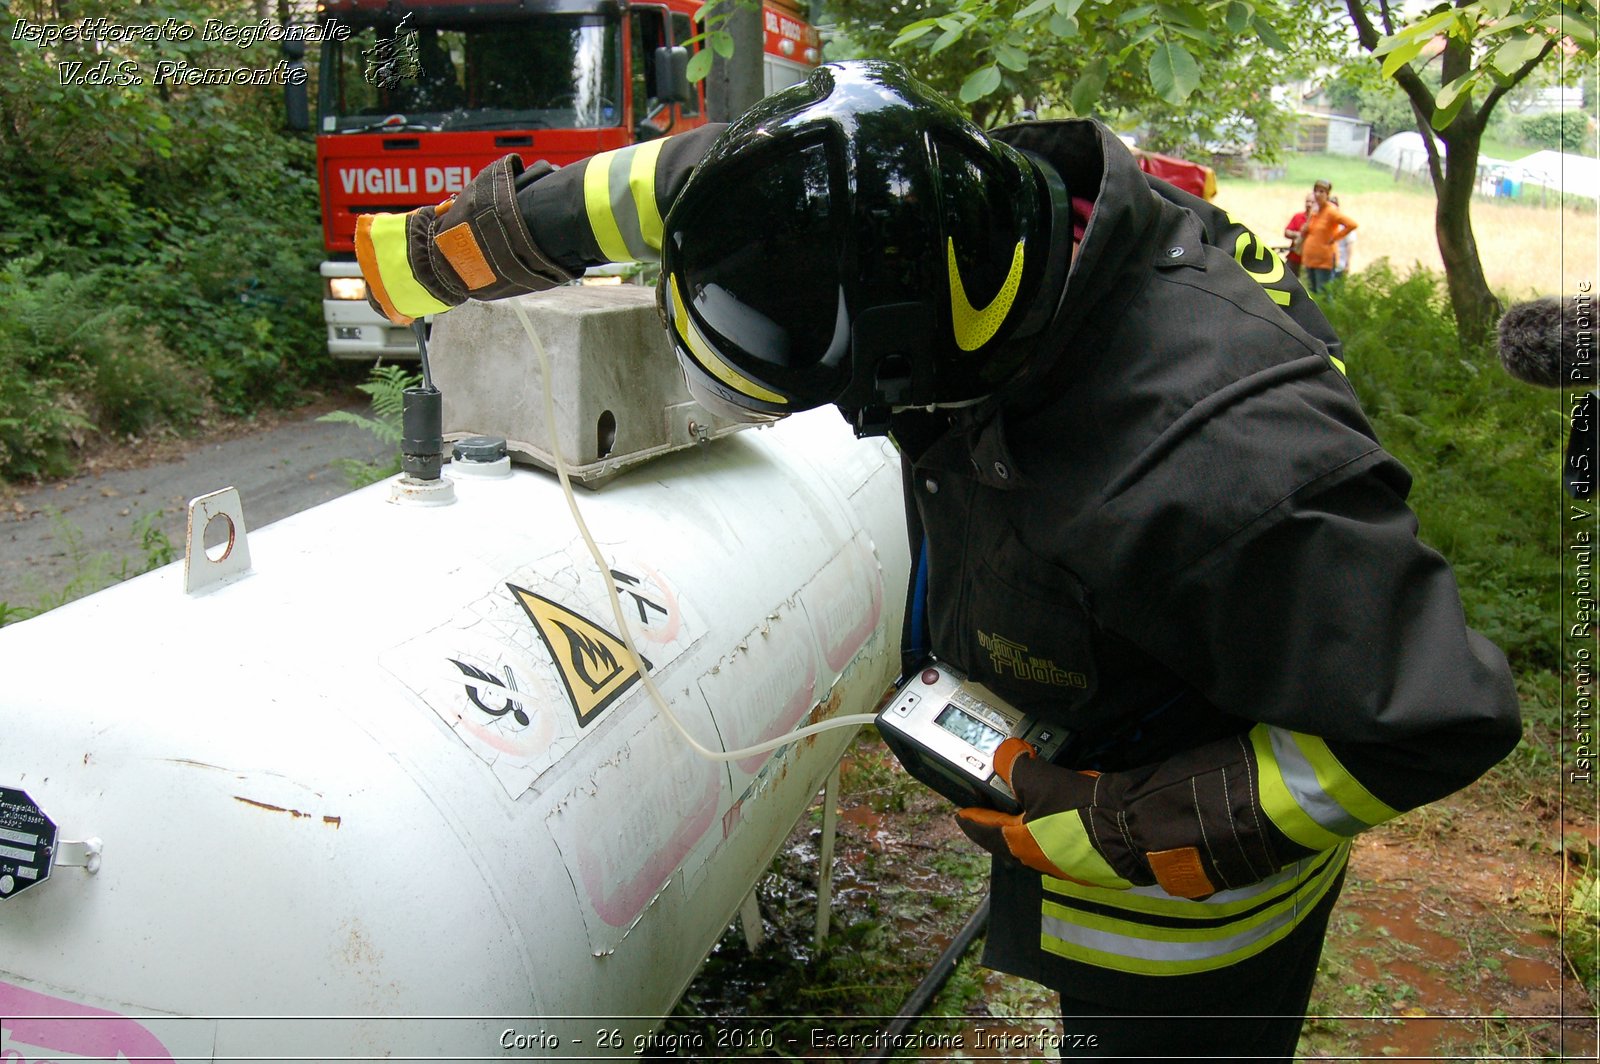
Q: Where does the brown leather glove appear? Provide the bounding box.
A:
[355,154,576,325]
[958,734,1306,901]
[955,738,1141,891]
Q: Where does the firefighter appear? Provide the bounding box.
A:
[356,61,1521,1059]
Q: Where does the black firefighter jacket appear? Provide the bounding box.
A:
[516,117,1523,990]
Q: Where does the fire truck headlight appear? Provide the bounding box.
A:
[328,277,369,301]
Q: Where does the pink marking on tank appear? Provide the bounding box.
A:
[814,541,885,672]
[0,980,175,1062]
[724,633,818,775]
[451,703,555,757]
[574,768,721,927]
[735,677,818,775]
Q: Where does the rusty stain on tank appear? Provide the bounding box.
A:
[233,796,341,826]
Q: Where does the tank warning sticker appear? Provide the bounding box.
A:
[381,547,703,801]
[508,583,651,727]
[0,787,55,901]
[449,659,532,726]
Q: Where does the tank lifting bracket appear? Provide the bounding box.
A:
[184,487,252,595]
[55,837,103,874]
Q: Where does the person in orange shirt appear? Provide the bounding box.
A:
[1299,178,1356,294]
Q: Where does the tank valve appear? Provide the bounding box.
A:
[401,385,444,481]
[403,320,444,481]
[391,322,456,506]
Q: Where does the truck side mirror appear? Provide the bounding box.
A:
[283,38,309,132]
[653,45,691,105]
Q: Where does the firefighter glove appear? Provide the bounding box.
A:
[355,154,576,325]
[958,735,1311,901]
[956,738,1146,893]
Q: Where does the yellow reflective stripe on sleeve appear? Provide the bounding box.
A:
[367,213,453,319]
[1250,724,1397,851]
[1294,732,1400,827]
[948,237,1025,352]
[1026,810,1133,891]
[1038,844,1347,976]
[584,150,631,263]
[1329,354,1348,376]
[1046,852,1332,943]
[583,142,667,263]
[668,274,786,405]
[1250,724,1345,851]
[629,138,667,256]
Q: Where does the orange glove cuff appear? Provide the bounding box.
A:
[992,737,1036,786]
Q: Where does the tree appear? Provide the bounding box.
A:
[1347,0,1597,342]
[835,0,1345,154]
[853,0,1592,340]
[684,0,767,120]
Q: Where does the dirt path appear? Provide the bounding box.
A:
[0,393,388,615]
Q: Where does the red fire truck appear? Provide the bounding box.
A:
[310,0,821,360]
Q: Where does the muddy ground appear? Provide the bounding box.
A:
[664,733,1597,1062]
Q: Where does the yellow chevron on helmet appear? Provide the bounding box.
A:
[949,237,1026,352]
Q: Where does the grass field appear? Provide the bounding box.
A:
[1215,153,1599,302]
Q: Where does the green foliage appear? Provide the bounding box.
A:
[838,0,1340,153]
[133,510,180,570]
[0,0,329,479]
[1565,841,1600,996]
[1516,111,1590,152]
[0,257,207,478]
[1323,63,1434,143]
[679,0,755,83]
[1369,0,1594,133]
[839,736,924,814]
[1346,0,1595,341]
[1319,263,1559,672]
[319,364,421,487]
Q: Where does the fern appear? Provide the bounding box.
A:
[320,364,421,486]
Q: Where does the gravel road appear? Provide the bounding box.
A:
[0,406,390,613]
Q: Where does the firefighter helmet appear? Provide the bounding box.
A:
[659,60,1067,434]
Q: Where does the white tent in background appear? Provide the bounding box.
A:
[1369,131,1438,176]
[1515,150,1600,201]
[1368,133,1595,202]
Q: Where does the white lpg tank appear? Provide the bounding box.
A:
[0,288,909,1062]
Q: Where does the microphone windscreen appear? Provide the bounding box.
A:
[1498,296,1593,389]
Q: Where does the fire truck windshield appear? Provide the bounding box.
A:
[321,15,624,132]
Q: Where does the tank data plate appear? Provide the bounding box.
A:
[0,787,56,900]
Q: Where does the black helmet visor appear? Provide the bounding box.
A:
[667,138,851,403]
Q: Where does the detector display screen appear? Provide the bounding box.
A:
[934,704,1005,756]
